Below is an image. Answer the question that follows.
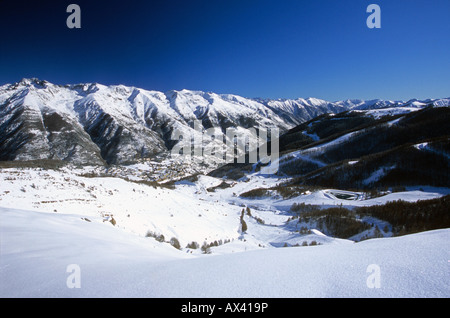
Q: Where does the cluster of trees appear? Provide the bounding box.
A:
[145,231,181,250]
[356,195,450,236]
[206,180,232,192]
[146,230,234,253]
[198,239,232,254]
[289,195,450,239]
[290,202,319,214]
[239,188,270,198]
[293,206,371,239]
[151,238,232,254]
[240,208,248,232]
[243,206,265,224]
[240,184,324,200]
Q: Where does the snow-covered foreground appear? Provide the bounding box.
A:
[1,207,448,298]
[1,167,449,297]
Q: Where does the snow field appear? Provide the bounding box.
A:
[0,168,241,250]
[1,206,448,297]
[1,167,449,297]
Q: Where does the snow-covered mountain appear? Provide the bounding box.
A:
[1,78,448,165]
[1,79,449,299]
[0,78,290,165]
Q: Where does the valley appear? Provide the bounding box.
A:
[1,164,449,297]
[0,79,449,297]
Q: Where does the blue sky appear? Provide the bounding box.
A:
[0,0,449,101]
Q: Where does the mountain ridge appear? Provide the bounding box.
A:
[1,78,449,166]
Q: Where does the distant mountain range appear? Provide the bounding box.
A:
[1,78,449,165]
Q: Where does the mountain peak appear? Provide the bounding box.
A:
[17,78,48,88]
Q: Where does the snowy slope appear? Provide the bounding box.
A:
[1,166,447,247]
[0,206,448,297]
[0,167,243,249]
[0,162,449,297]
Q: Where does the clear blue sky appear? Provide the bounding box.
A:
[0,0,449,101]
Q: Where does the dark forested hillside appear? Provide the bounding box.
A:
[211,107,450,191]
[279,107,450,189]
